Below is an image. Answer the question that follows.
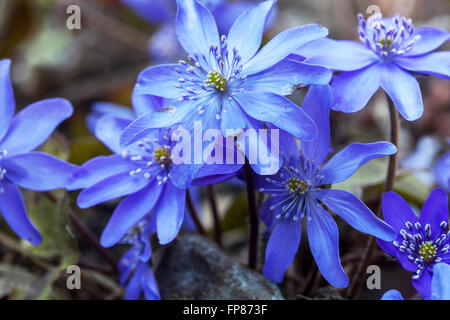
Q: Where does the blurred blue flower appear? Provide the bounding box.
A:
[377,189,450,299]
[382,263,450,300]
[0,59,78,245]
[256,85,396,287]
[433,140,450,192]
[121,0,277,61]
[121,0,331,176]
[296,13,450,121]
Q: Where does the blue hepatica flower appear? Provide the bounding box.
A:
[256,85,396,287]
[382,263,450,300]
[377,189,450,299]
[120,0,332,175]
[118,215,160,300]
[121,0,277,61]
[296,13,450,121]
[0,59,77,245]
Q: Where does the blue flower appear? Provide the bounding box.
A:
[377,188,450,299]
[0,59,78,245]
[120,0,331,176]
[433,140,450,192]
[256,85,397,287]
[382,263,450,300]
[118,215,161,300]
[296,13,450,121]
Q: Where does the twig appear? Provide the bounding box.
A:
[186,189,207,236]
[244,160,259,270]
[207,185,223,248]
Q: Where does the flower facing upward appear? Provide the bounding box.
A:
[296,13,450,121]
[0,59,78,245]
[377,189,450,299]
[256,85,396,287]
[120,0,332,175]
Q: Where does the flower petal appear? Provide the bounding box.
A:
[243,24,329,75]
[315,189,396,241]
[393,52,450,80]
[332,63,382,113]
[95,115,133,154]
[431,263,450,300]
[140,263,161,300]
[419,188,448,239]
[406,27,450,56]
[220,97,246,137]
[155,182,186,245]
[306,200,349,288]
[380,62,423,121]
[381,192,418,231]
[0,179,41,245]
[413,268,433,300]
[381,290,404,300]
[0,98,73,156]
[0,59,15,142]
[133,64,185,99]
[4,152,78,191]
[100,183,162,247]
[121,0,174,24]
[263,220,301,283]
[433,152,450,192]
[319,142,397,185]
[86,102,134,133]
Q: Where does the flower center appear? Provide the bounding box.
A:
[205,71,227,92]
[286,177,307,195]
[153,146,171,165]
[418,241,437,262]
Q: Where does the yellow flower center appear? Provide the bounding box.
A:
[205,71,227,92]
[153,147,171,165]
[418,241,437,262]
[286,177,307,195]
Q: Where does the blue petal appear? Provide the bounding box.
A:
[234,92,318,141]
[4,152,78,191]
[67,155,138,191]
[332,63,382,113]
[263,220,301,283]
[406,27,450,56]
[100,183,162,247]
[133,64,184,99]
[77,172,150,209]
[380,62,423,121]
[315,189,396,241]
[433,152,450,192]
[413,269,433,300]
[319,142,397,185]
[0,179,41,245]
[220,97,246,137]
[300,85,332,165]
[0,98,73,156]
[299,38,379,71]
[87,102,134,133]
[0,59,15,142]
[121,0,173,24]
[381,290,404,300]
[140,263,161,300]
[393,52,450,80]
[155,182,186,245]
[244,59,331,96]
[381,191,418,232]
[243,24,329,75]
[226,0,275,64]
[419,188,448,239]
[259,197,276,230]
[124,263,144,300]
[95,115,136,154]
[132,88,173,117]
[214,1,258,34]
[431,263,450,300]
[176,0,220,64]
[306,200,349,288]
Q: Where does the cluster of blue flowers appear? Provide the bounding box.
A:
[1,0,449,300]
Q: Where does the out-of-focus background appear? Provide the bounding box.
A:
[0,0,448,300]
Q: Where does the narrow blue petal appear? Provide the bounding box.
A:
[380,62,423,121]
[381,192,418,231]
[263,220,301,283]
[226,0,275,64]
[132,88,173,117]
[0,179,41,245]
[393,52,450,80]
[243,24,329,75]
[155,182,186,245]
[406,27,450,56]
[124,263,144,300]
[87,102,134,133]
[0,59,15,142]
[306,200,349,288]
[413,269,433,300]
[77,172,150,209]
[419,188,448,238]
[332,63,382,113]
[300,85,332,165]
[121,0,173,24]
[95,115,132,154]
[220,97,246,137]
[244,59,331,96]
[133,64,185,99]
[140,263,161,300]
[234,92,318,141]
[4,152,78,191]
[0,98,73,156]
[319,142,397,185]
[431,263,450,300]
[315,189,396,241]
[100,183,162,247]
[381,290,405,300]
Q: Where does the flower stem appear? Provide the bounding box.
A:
[346,95,399,298]
[207,185,223,248]
[244,160,259,270]
[186,189,207,236]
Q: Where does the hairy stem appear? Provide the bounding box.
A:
[207,185,223,248]
[346,95,399,298]
[244,160,259,270]
[186,189,207,236]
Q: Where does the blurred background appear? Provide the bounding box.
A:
[0,0,448,300]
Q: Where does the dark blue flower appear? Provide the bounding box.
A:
[377,188,450,299]
[382,263,450,300]
[120,0,331,176]
[256,85,397,287]
[296,13,450,121]
[0,59,78,245]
